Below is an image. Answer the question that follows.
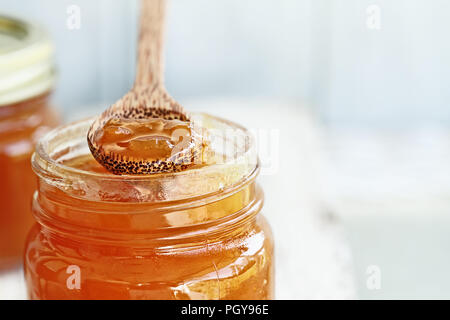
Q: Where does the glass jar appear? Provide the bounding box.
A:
[25,115,274,300]
[0,16,59,270]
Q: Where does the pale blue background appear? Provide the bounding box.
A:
[1,0,449,128]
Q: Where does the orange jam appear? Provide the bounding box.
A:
[0,94,58,270]
[89,117,204,175]
[95,117,192,161]
[25,114,274,300]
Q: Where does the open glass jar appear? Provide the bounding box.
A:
[0,16,59,270]
[25,114,274,300]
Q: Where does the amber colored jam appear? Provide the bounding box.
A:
[0,94,58,270]
[24,117,274,300]
[93,117,194,162]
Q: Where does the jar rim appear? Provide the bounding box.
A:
[32,113,259,203]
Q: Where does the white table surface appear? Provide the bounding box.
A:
[326,126,450,299]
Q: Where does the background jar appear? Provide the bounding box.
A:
[0,16,59,270]
[25,115,274,300]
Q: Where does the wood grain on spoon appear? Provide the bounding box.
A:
[87,0,202,175]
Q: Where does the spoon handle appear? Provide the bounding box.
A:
[135,0,166,87]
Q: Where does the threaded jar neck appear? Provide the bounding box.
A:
[31,114,262,245]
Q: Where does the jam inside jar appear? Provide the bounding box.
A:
[0,16,59,270]
[25,114,274,300]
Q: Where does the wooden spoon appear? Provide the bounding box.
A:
[88,0,201,175]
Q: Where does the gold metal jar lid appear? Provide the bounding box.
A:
[0,15,56,106]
